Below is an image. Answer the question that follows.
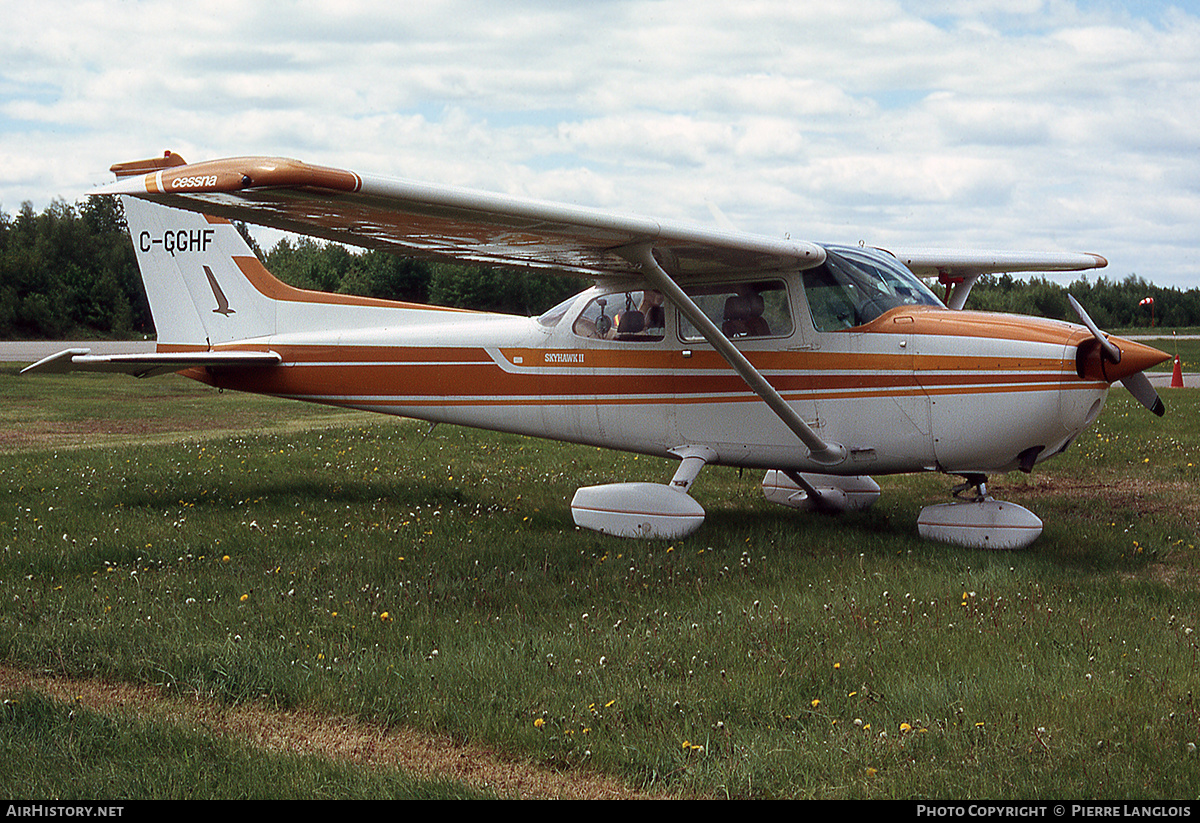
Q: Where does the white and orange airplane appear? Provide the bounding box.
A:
[24,153,1170,549]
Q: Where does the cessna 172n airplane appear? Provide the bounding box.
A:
[23,152,1170,549]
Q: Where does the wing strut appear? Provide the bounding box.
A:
[626,244,847,467]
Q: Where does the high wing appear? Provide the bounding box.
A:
[97,153,1108,286]
[884,248,1108,310]
[887,248,1108,279]
[96,153,826,279]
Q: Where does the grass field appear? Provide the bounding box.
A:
[1,364,1198,799]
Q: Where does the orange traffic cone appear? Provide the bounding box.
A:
[1171,355,1184,388]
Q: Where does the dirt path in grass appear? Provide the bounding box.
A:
[0,664,671,800]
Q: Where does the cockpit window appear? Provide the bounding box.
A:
[803,246,943,331]
[572,290,666,341]
[536,294,577,328]
[678,280,792,342]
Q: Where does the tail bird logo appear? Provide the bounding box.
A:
[204,266,235,315]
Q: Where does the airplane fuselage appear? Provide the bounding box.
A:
[184,273,1110,480]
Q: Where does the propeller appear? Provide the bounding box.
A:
[1068,294,1166,417]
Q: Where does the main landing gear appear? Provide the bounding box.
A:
[917,473,1043,550]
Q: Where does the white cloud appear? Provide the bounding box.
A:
[1,0,1198,286]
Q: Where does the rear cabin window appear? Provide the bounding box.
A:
[677,280,793,342]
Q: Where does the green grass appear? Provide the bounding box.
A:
[1,365,1198,799]
[1130,335,1200,372]
[0,366,372,452]
[1113,326,1200,337]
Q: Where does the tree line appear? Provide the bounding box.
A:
[1,197,1197,339]
[0,197,587,340]
[965,272,1200,330]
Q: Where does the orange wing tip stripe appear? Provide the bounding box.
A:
[110,151,188,178]
[111,155,363,196]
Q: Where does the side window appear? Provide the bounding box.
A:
[678,280,792,342]
[572,290,666,341]
[802,265,860,331]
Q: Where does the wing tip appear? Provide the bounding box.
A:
[110,151,188,178]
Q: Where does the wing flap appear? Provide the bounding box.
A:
[21,348,282,379]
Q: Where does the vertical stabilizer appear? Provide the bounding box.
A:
[121,196,275,348]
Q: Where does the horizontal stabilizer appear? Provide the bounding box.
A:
[21,348,282,379]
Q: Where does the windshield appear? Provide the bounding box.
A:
[803,246,944,331]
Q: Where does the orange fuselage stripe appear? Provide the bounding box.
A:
[189,344,1093,407]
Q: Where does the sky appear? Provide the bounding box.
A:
[3,0,1199,289]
